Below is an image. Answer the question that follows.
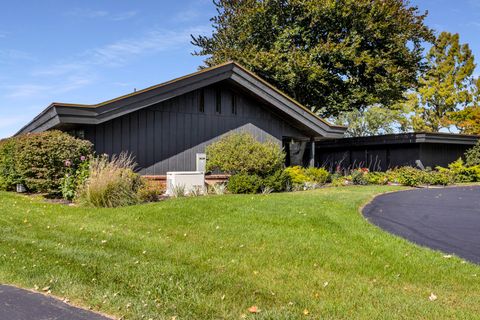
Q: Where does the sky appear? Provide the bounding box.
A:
[0,0,479,138]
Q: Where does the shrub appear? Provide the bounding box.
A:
[465,141,480,167]
[227,173,262,194]
[137,181,164,203]
[0,138,18,191]
[304,167,330,184]
[13,131,93,194]
[424,171,451,186]
[331,176,350,187]
[437,158,480,183]
[60,158,90,200]
[206,132,285,176]
[76,153,142,207]
[262,169,291,192]
[284,166,311,185]
[365,172,388,185]
[390,167,426,187]
[351,168,369,185]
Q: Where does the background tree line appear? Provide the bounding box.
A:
[191,0,480,136]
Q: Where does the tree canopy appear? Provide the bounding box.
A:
[192,0,433,117]
[333,105,411,137]
[405,32,477,132]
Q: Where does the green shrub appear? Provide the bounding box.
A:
[227,173,262,194]
[13,131,93,194]
[262,169,291,192]
[438,158,480,183]
[365,172,388,185]
[304,167,330,184]
[351,168,369,185]
[137,182,164,203]
[0,138,19,191]
[465,141,480,167]
[331,176,350,187]
[284,166,311,185]
[391,167,425,187]
[424,171,451,186]
[206,132,285,176]
[76,153,143,207]
[60,159,90,200]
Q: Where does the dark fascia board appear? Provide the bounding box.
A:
[316,132,480,148]
[15,62,346,138]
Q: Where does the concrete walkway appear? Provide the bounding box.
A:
[0,285,112,320]
[363,186,480,264]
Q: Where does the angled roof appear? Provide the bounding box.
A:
[15,62,346,138]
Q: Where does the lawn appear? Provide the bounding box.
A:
[0,186,479,319]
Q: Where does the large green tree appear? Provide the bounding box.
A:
[334,105,411,137]
[192,0,433,117]
[407,32,476,132]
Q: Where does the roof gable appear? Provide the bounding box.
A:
[16,62,346,138]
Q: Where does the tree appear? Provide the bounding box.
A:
[443,78,480,135]
[192,0,433,117]
[407,32,476,132]
[445,106,480,135]
[334,105,411,137]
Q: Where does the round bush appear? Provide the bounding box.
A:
[206,132,285,176]
[304,167,330,184]
[0,131,93,194]
[227,173,263,194]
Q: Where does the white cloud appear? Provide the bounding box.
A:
[4,25,209,99]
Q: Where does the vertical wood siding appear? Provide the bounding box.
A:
[83,84,307,174]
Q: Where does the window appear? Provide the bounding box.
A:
[69,129,85,139]
[231,94,237,115]
[215,89,222,114]
[199,89,205,113]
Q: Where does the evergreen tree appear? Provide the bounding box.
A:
[408,32,476,132]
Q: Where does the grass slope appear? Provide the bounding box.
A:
[0,186,479,319]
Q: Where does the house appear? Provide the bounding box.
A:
[315,132,479,171]
[16,62,346,175]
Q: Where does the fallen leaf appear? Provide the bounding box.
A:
[248,306,260,313]
[443,254,452,259]
[303,309,309,315]
[429,293,437,301]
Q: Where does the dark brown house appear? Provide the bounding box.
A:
[16,62,346,175]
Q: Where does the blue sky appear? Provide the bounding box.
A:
[0,0,479,138]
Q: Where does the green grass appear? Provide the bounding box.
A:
[0,186,479,319]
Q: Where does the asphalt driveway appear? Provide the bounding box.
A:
[0,285,111,320]
[363,186,480,264]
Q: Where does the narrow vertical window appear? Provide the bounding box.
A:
[231,94,237,115]
[216,89,222,114]
[199,89,205,113]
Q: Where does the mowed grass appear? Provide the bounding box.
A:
[0,186,479,319]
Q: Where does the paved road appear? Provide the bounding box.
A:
[0,285,111,320]
[363,186,480,264]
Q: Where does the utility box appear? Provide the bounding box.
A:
[166,171,205,196]
[196,153,206,172]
